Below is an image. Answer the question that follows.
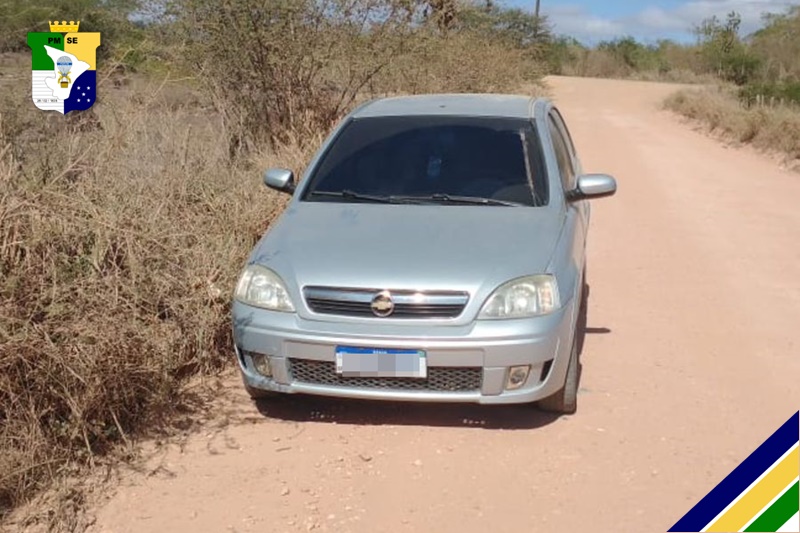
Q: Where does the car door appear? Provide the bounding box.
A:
[547,110,588,284]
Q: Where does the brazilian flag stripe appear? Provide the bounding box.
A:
[670,412,799,532]
[744,481,799,532]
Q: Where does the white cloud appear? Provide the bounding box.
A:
[544,5,627,40]
[544,0,796,43]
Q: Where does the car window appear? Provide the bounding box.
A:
[550,109,578,163]
[302,116,548,206]
[548,115,575,191]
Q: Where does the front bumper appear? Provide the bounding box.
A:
[232,298,578,405]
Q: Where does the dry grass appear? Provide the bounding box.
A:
[374,31,545,95]
[629,69,718,85]
[664,86,800,161]
[0,66,311,528]
[558,48,714,85]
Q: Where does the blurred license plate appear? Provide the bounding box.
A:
[335,346,427,378]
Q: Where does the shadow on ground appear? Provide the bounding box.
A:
[249,283,610,431]
[254,394,562,430]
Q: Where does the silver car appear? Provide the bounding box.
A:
[232,94,616,414]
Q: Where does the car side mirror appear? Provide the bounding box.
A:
[264,168,295,195]
[568,174,617,201]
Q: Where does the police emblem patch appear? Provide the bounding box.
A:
[26,21,100,114]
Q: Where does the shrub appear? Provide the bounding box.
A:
[665,86,800,160]
[177,0,423,155]
[373,28,544,94]
[177,0,546,157]
[750,7,800,83]
[0,72,307,523]
[739,81,800,107]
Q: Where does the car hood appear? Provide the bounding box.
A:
[251,203,563,297]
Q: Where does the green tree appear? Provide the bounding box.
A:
[544,35,586,75]
[695,11,760,85]
[598,37,645,70]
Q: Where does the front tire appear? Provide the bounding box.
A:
[537,336,579,414]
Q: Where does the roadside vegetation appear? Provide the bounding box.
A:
[665,87,800,162]
[659,8,800,162]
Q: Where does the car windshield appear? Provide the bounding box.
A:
[301,115,548,206]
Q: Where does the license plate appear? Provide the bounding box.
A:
[335,346,427,378]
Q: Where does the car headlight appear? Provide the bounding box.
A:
[234,265,295,312]
[479,275,560,319]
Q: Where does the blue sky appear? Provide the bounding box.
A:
[506,0,797,43]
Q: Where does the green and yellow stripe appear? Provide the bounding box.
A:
[670,412,800,533]
[706,446,799,532]
[744,482,799,532]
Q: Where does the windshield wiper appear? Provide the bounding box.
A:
[309,190,399,204]
[309,191,520,206]
[396,193,523,207]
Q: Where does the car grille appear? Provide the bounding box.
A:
[288,359,482,392]
[303,287,468,319]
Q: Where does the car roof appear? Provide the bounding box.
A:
[352,94,545,120]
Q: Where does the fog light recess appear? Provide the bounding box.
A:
[506,365,531,390]
[251,353,272,377]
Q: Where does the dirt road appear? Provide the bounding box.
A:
[90,77,800,533]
